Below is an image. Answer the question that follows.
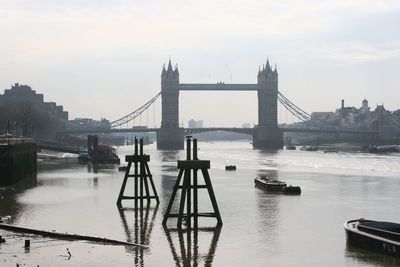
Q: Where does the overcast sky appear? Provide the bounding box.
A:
[1,0,399,127]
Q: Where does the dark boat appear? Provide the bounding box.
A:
[284,185,302,194]
[286,145,296,150]
[254,176,301,194]
[225,165,236,171]
[87,135,120,164]
[345,218,400,257]
[90,144,120,164]
[368,146,400,153]
[299,146,318,151]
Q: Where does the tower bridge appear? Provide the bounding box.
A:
[158,59,282,149]
[57,59,379,149]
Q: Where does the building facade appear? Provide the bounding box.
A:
[0,83,68,120]
[0,83,69,137]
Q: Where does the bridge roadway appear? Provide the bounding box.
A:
[179,84,259,91]
[57,127,377,136]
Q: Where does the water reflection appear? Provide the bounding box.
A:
[157,150,182,164]
[0,173,37,224]
[93,177,98,187]
[158,150,182,213]
[254,169,281,242]
[87,163,117,173]
[256,149,279,169]
[118,203,159,266]
[159,152,180,176]
[163,227,222,267]
[345,244,400,266]
[86,177,99,188]
[37,158,77,171]
[256,149,279,156]
[160,174,180,212]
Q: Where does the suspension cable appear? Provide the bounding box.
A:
[110,92,161,128]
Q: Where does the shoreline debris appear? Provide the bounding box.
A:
[0,223,148,249]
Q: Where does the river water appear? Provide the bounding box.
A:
[1,141,400,266]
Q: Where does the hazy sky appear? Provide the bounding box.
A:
[1,0,399,127]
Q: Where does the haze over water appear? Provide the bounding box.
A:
[1,141,400,266]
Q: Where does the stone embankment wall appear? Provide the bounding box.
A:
[0,140,37,186]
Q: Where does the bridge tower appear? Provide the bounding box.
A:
[253,60,283,148]
[157,60,184,149]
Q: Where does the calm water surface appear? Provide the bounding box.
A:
[1,141,400,266]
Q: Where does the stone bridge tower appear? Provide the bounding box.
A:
[253,60,283,148]
[157,60,184,149]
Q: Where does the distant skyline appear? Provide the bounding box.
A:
[1,0,399,127]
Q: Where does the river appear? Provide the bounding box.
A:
[1,141,400,266]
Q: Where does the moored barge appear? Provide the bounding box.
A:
[345,218,400,257]
[254,176,301,194]
[225,165,236,171]
[87,135,120,164]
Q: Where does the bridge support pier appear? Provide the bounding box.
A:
[157,127,184,150]
[253,127,283,149]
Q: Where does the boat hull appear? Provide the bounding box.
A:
[254,177,300,194]
[225,165,236,171]
[345,219,400,257]
[254,178,286,191]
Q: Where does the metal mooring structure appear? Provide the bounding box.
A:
[117,138,159,207]
[163,137,223,229]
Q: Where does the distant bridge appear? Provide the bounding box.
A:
[280,127,377,135]
[57,126,377,136]
[185,127,377,135]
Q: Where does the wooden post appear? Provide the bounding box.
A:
[193,138,198,228]
[163,138,222,229]
[139,139,144,207]
[134,138,139,208]
[193,139,198,160]
[186,138,191,160]
[193,168,198,229]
